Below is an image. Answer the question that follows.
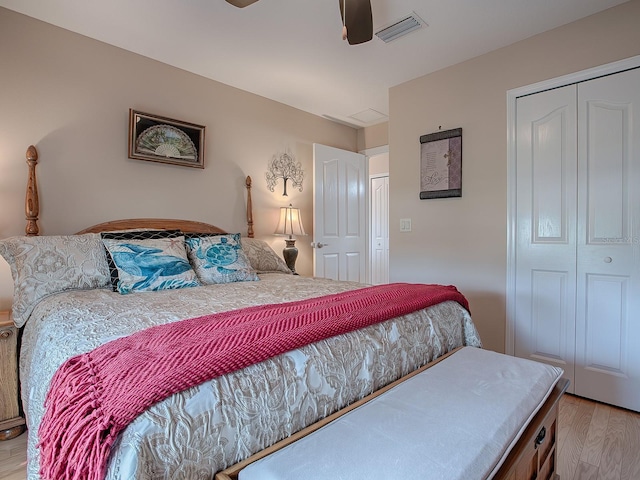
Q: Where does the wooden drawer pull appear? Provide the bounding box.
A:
[0,329,13,339]
[535,426,546,448]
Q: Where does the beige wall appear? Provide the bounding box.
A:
[368,153,389,177]
[389,0,640,353]
[0,8,357,309]
[357,122,388,151]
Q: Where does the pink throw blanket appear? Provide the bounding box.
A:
[38,283,469,480]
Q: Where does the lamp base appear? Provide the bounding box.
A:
[282,238,299,275]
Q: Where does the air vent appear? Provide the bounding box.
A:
[375,12,426,43]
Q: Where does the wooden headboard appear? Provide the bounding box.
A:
[75,219,227,235]
[23,145,255,237]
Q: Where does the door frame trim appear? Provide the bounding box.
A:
[505,55,640,355]
[359,145,389,157]
[369,173,389,285]
[361,145,389,284]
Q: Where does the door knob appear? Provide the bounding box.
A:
[604,256,613,263]
[311,242,328,249]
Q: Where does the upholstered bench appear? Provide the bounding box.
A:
[217,347,568,480]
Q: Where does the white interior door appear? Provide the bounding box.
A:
[574,68,640,411]
[514,67,640,411]
[370,175,389,285]
[313,144,366,281]
[515,85,578,392]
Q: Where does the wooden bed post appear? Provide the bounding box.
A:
[245,176,254,238]
[25,145,39,236]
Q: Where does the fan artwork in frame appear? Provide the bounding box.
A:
[419,128,462,199]
[128,109,206,168]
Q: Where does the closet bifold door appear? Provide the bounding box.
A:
[575,68,640,412]
[514,84,578,392]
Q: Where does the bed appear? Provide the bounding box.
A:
[0,146,482,480]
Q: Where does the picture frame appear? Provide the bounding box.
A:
[419,127,462,199]
[128,109,205,168]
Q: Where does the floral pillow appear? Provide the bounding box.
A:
[185,233,259,284]
[240,237,292,274]
[0,234,111,327]
[101,236,199,294]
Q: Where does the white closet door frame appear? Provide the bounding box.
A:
[506,54,640,355]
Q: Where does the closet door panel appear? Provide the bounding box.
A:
[584,274,627,373]
[586,101,629,242]
[576,68,640,412]
[515,85,577,389]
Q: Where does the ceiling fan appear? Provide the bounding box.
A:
[225,0,373,45]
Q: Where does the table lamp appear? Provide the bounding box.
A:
[274,204,306,275]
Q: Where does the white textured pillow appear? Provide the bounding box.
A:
[240,238,292,274]
[0,234,111,327]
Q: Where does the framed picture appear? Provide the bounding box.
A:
[419,128,462,199]
[128,109,205,168]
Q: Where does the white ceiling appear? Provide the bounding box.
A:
[0,0,629,128]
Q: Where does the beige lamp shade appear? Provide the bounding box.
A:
[274,204,307,238]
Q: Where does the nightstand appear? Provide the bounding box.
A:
[0,311,25,440]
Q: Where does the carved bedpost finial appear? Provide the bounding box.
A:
[245,176,254,238]
[25,145,40,236]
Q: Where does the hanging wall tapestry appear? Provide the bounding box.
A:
[419,127,462,199]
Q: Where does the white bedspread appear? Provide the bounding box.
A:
[238,347,563,480]
[20,274,481,479]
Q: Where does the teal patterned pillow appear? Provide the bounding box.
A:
[101,236,199,294]
[185,233,259,284]
[100,230,182,292]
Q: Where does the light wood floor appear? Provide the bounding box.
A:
[0,430,26,480]
[1,394,639,479]
[558,394,640,480]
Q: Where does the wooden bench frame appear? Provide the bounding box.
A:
[216,347,569,480]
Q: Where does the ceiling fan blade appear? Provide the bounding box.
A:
[226,0,260,7]
[339,0,373,45]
